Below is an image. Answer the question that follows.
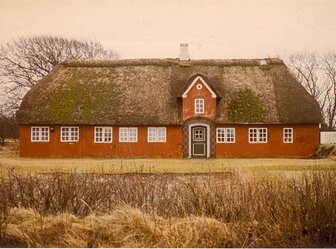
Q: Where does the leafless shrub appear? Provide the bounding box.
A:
[0,170,335,247]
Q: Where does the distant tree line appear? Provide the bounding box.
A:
[286,53,336,130]
[0,35,119,144]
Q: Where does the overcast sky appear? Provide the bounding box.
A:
[1,0,336,59]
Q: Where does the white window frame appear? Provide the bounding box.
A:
[249,128,268,143]
[60,126,79,142]
[31,126,50,142]
[94,127,113,143]
[148,127,166,142]
[195,98,204,114]
[216,128,235,143]
[283,128,293,143]
[119,127,138,143]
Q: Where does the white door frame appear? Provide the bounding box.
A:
[188,122,210,158]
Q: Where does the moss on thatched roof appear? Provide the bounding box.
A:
[17,58,321,125]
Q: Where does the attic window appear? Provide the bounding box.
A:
[195,98,204,114]
[196,84,202,90]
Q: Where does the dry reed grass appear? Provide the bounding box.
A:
[0,170,335,247]
[1,206,269,248]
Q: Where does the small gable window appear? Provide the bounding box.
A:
[195,98,204,114]
[283,128,293,143]
[217,128,235,143]
[119,127,138,142]
[95,127,112,143]
[148,127,166,142]
[31,126,50,142]
[249,128,267,143]
[61,126,79,142]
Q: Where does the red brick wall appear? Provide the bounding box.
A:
[20,124,319,158]
[215,124,319,158]
[19,125,183,158]
[182,78,216,121]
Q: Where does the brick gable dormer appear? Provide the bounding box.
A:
[181,75,219,121]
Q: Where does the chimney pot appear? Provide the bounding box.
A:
[179,43,190,60]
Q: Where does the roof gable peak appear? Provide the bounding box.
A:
[181,76,217,99]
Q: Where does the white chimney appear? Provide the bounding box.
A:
[179,43,190,60]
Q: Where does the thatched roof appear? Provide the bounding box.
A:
[17,58,321,125]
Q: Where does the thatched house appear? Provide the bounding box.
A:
[17,46,321,158]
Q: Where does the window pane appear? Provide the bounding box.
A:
[157,127,166,142]
[129,128,137,142]
[283,128,293,143]
[148,127,156,142]
[61,127,78,142]
[217,128,225,142]
[195,98,204,113]
[32,126,49,142]
[119,127,129,142]
[226,128,235,143]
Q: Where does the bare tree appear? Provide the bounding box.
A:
[322,53,336,130]
[0,112,18,146]
[0,36,118,111]
[287,53,328,128]
[288,54,323,100]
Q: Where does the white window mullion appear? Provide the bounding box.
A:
[217,128,235,143]
[120,127,137,143]
[61,126,79,142]
[148,127,166,143]
[95,127,112,143]
[31,126,49,142]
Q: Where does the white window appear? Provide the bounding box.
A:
[61,126,79,142]
[95,127,112,143]
[31,126,50,142]
[283,128,293,143]
[249,128,267,143]
[119,127,138,142]
[195,98,204,114]
[148,127,166,142]
[216,128,235,143]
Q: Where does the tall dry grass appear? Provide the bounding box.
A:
[0,170,335,247]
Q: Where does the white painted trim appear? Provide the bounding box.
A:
[194,98,205,114]
[182,76,217,98]
[31,126,50,142]
[60,126,79,142]
[147,127,167,143]
[216,128,236,143]
[188,122,210,158]
[119,127,138,143]
[248,127,268,144]
[94,126,113,143]
[283,127,294,143]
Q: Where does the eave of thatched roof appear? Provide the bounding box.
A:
[17,58,321,125]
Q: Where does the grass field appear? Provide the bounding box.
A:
[1,142,336,247]
[1,141,336,176]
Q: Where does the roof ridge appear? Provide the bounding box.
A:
[61,58,285,67]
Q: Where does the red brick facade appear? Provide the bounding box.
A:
[19,124,319,158]
[20,125,183,158]
[182,77,217,121]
